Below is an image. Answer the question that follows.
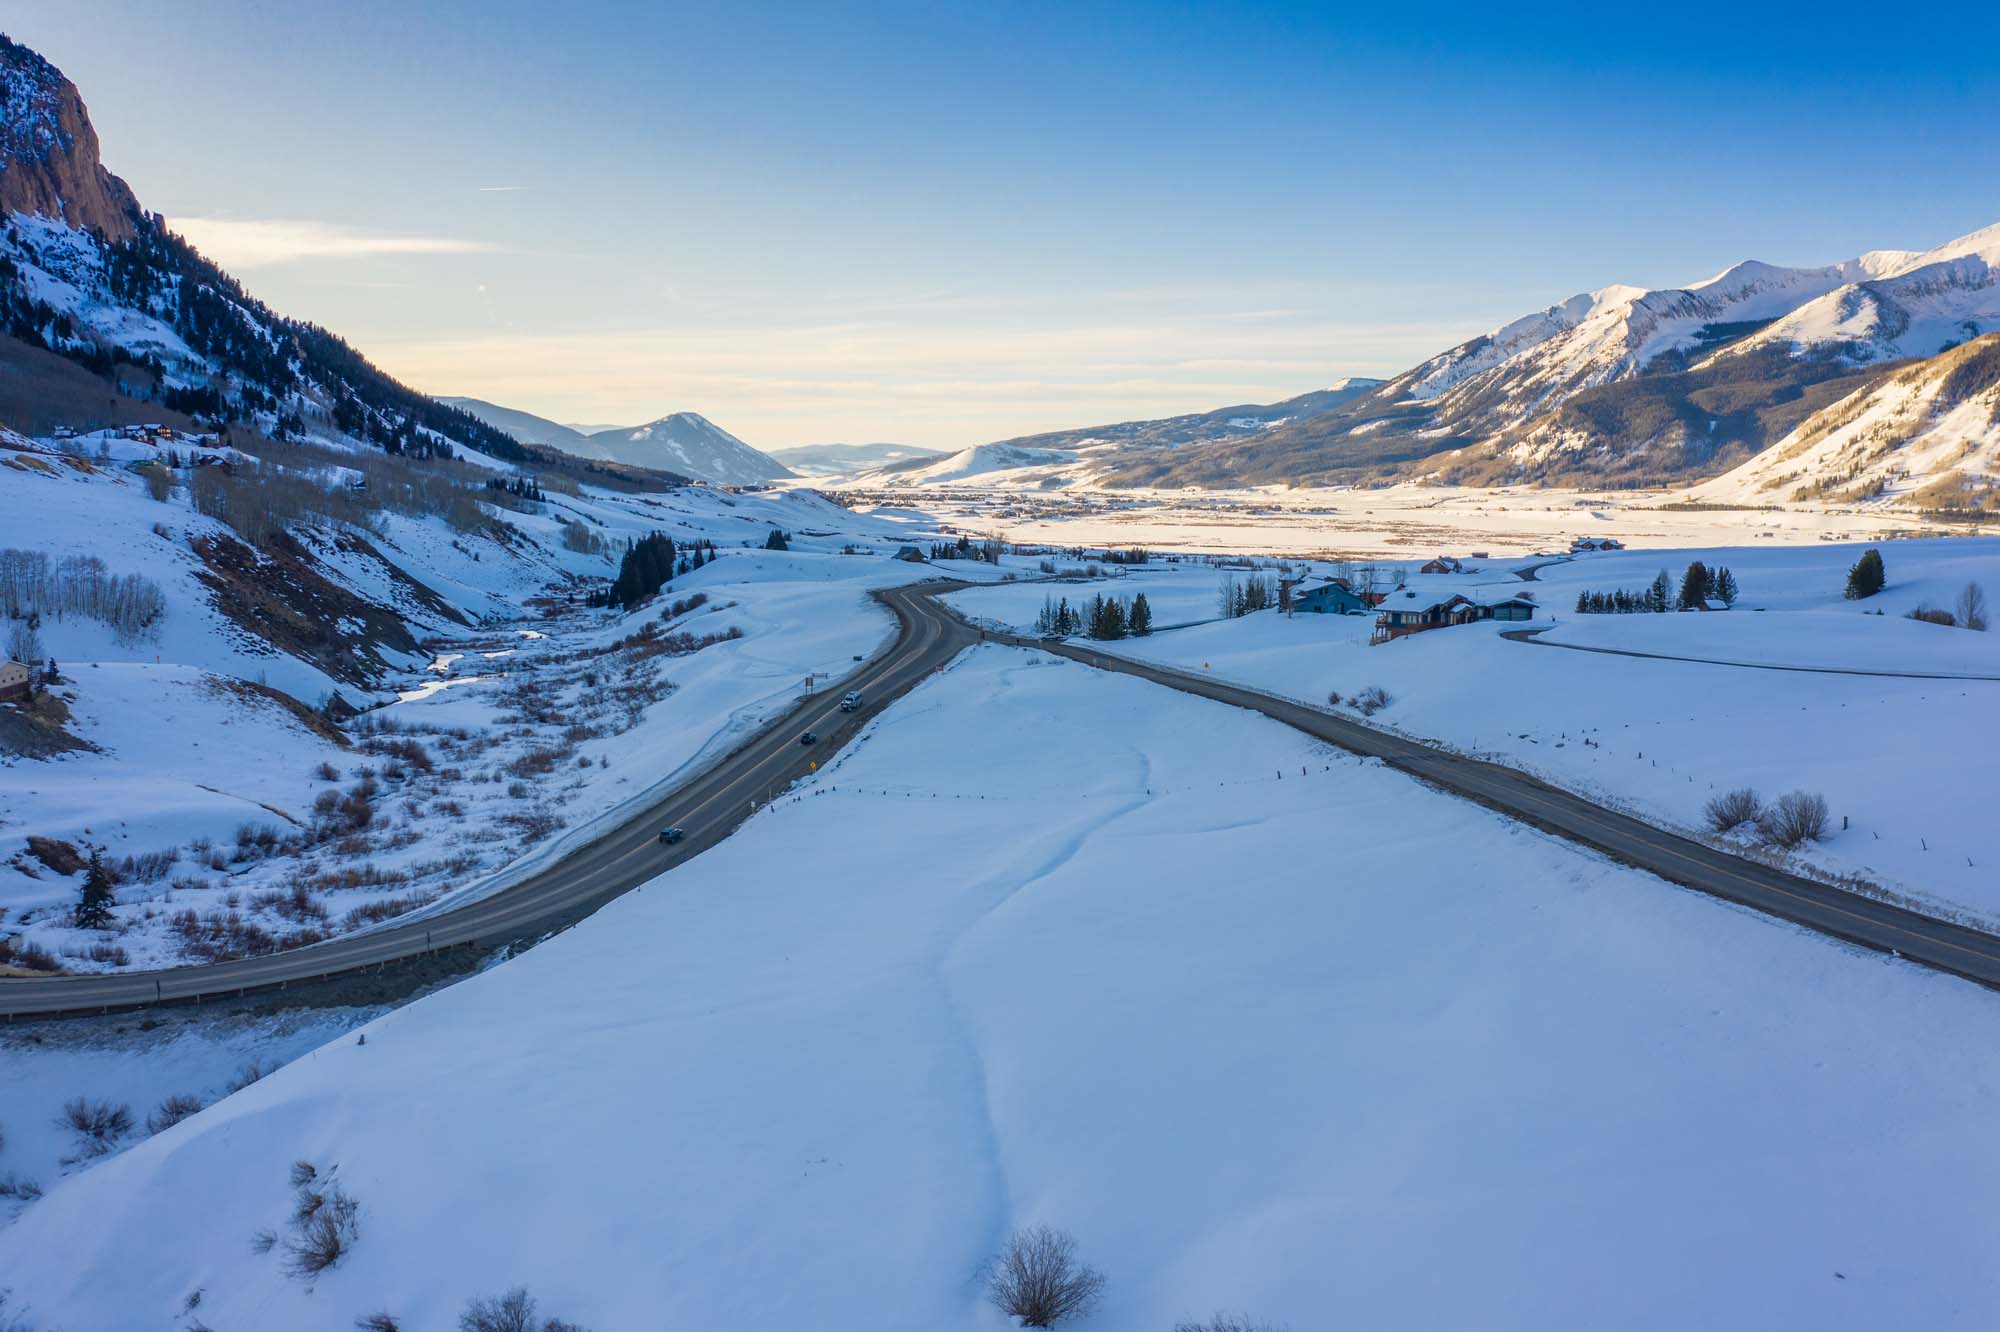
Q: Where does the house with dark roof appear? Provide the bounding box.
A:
[1290,579,1372,615]
[1370,590,1537,643]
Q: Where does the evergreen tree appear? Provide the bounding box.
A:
[1576,590,1591,614]
[1128,592,1152,636]
[75,849,115,929]
[1845,548,1885,599]
[1677,561,1712,610]
[1646,570,1673,613]
[1714,566,1739,607]
[764,528,789,551]
[1088,595,1125,640]
[1054,597,1076,635]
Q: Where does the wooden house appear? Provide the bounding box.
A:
[0,659,32,703]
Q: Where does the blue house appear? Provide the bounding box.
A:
[1290,579,1371,614]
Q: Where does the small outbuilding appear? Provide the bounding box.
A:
[0,658,32,703]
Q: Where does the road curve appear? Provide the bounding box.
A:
[981,623,2000,990]
[0,580,980,1020]
[12,579,1997,1019]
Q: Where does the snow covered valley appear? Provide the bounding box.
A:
[951,537,2000,927]
[4,646,1997,1329]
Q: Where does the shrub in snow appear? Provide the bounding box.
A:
[1174,1317,1290,1332]
[1905,604,1955,627]
[458,1287,588,1332]
[57,1098,132,1156]
[1325,689,1341,707]
[1758,791,1830,849]
[984,1225,1106,1328]
[355,1315,402,1332]
[0,1174,43,1202]
[278,1160,361,1280]
[1352,685,1391,716]
[1703,787,1763,834]
[146,1093,204,1134]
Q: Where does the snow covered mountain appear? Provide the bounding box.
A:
[435,396,588,452]
[1095,222,2000,490]
[1693,332,2000,515]
[0,34,139,242]
[975,377,1385,461]
[0,43,546,467]
[569,412,793,485]
[865,441,1081,485]
[1719,222,2000,367]
[767,441,946,477]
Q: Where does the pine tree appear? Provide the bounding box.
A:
[764,528,789,551]
[1845,548,1885,599]
[1128,592,1152,636]
[75,849,115,929]
[1647,570,1673,613]
[1576,590,1590,613]
[1035,595,1057,635]
[1677,561,1711,610]
[1713,566,1738,607]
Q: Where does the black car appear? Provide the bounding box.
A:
[657,827,685,845]
[799,731,817,745]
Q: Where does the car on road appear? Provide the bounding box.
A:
[657,827,685,845]
[840,690,863,711]
[799,731,817,745]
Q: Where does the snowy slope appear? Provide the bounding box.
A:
[569,413,793,485]
[433,397,587,451]
[1722,221,2000,367]
[1693,334,2000,509]
[3,647,1998,1330]
[859,441,1080,486]
[766,441,947,477]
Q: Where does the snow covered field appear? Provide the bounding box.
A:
[1,439,986,970]
[0,1004,379,1220]
[955,537,2000,924]
[834,477,1981,559]
[3,646,1996,1330]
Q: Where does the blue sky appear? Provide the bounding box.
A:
[13,1,2000,447]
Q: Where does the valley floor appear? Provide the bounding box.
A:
[3,647,1995,1330]
[950,536,2000,926]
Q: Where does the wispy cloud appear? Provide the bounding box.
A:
[165,217,501,269]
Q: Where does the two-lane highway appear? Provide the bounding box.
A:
[11,576,1999,1021]
[994,624,2000,989]
[0,579,979,1020]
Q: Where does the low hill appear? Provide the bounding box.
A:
[571,412,793,485]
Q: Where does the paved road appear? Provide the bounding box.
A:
[12,578,1998,1019]
[0,579,979,1020]
[1501,626,2000,681]
[982,624,2000,989]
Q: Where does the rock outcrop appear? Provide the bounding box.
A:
[0,34,140,241]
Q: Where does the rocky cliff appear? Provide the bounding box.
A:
[0,33,140,241]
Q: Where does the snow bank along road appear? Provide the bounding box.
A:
[0,581,979,1020]
[982,627,2000,990]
